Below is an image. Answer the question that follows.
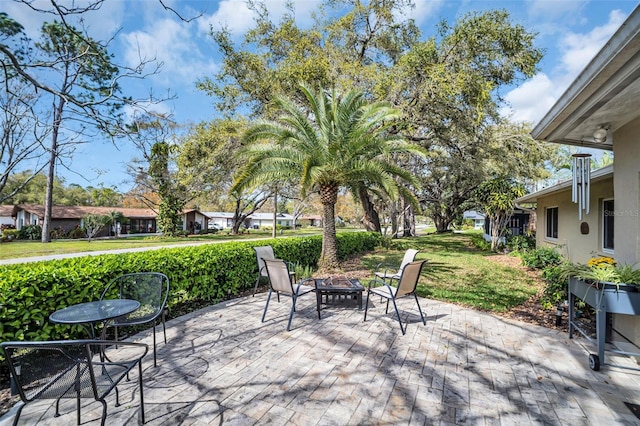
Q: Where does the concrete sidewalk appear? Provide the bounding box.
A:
[2,293,640,425]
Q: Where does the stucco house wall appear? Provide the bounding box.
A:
[534,176,613,263]
[612,116,640,265]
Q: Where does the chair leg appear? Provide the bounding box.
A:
[162,308,167,344]
[138,359,145,424]
[390,297,406,335]
[253,275,261,296]
[287,295,297,331]
[414,293,426,325]
[152,323,157,367]
[364,291,371,321]
[261,289,273,323]
[12,402,25,426]
[99,399,108,426]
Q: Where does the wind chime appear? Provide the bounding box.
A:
[572,153,592,220]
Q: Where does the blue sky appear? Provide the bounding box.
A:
[2,0,638,191]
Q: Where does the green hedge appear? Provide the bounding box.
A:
[0,232,380,344]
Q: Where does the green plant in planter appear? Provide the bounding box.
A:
[558,256,640,286]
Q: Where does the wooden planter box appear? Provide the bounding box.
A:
[568,277,640,370]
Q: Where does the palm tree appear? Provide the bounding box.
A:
[232,84,424,268]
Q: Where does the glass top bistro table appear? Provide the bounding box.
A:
[49,299,140,339]
[314,277,364,319]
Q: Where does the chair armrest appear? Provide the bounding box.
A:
[366,278,388,290]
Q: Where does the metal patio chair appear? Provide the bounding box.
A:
[1,340,148,426]
[252,245,296,297]
[100,272,170,367]
[373,248,420,285]
[364,259,427,335]
[261,258,315,331]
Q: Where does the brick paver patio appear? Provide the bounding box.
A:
[2,293,640,425]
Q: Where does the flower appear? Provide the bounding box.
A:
[587,256,617,268]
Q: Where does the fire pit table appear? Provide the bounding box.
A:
[314,277,364,319]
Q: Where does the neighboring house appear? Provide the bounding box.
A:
[300,215,323,227]
[12,204,158,237]
[481,208,532,243]
[0,205,14,227]
[247,213,293,229]
[463,210,485,230]
[203,212,235,230]
[518,6,640,359]
[183,209,210,234]
[203,212,295,230]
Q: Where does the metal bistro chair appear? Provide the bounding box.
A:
[1,340,148,426]
[261,258,315,331]
[374,248,420,285]
[364,260,427,335]
[252,245,296,297]
[100,272,170,367]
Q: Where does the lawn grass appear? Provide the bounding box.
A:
[0,228,323,260]
[361,231,539,313]
[1,228,537,314]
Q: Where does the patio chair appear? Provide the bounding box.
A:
[374,249,420,285]
[364,260,427,335]
[1,339,148,426]
[100,272,170,367]
[261,258,315,331]
[252,245,296,297]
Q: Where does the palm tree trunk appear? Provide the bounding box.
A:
[319,184,339,269]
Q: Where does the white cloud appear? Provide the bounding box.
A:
[3,0,125,40]
[120,18,218,87]
[393,0,445,26]
[558,9,627,79]
[197,0,255,35]
[526,0,587,21]
[501,74,557,123]
[504,9,629,124]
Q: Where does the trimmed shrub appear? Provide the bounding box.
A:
[520,247,562,269]
[0,232,379,345]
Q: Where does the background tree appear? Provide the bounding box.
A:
[198,0,419,232]
[1,5,168,242]
[475,177,526,251]
[82,213,110,242]
[0,81,48,204]
[233,84,422,268]
[199,2,546,236]
[177,118,274,233]
[148,141,185,236]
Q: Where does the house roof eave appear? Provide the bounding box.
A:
[516,164,614,203]
[531,6,640,147]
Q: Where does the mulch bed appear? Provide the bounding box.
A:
[0,253,576,417]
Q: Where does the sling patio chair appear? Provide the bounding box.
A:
[252,245,296,297]
[261,258,315,331]
[364,259,427,335]
[1,340,148,426]
[100,272,170,367]
[373,248,420,286]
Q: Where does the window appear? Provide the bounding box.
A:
[603,199,614,252]
[546,207,558,239]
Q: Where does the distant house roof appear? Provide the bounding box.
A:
[204,212,294,220]
[0,205,14,217]
[203,212,235,219]
[250,213,293,220]
[13,204,157,219]
[463,210,485,220]
[516,165,614,204]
